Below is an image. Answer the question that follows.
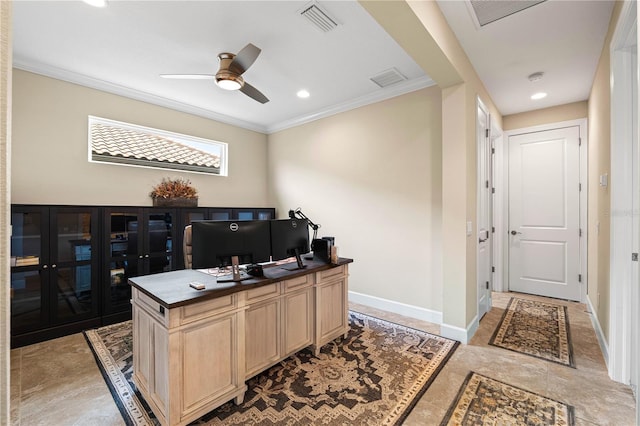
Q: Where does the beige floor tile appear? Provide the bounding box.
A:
[10,292,636,425]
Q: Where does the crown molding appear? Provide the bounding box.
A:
[13,57,435,135]
[13,57,268,133]
[265,76,436,134]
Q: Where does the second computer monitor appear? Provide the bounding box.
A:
[270,218,310,270]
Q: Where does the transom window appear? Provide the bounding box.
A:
[88,116,228,176]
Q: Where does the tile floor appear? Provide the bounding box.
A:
[10,292,637,425]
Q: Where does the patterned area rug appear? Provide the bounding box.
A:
[489,297,575,367]
[441,372,575,426]
[84,311,459,426]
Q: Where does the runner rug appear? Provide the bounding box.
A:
[489,297,575,367]
[85,311,459,426]
[441,372,575,426]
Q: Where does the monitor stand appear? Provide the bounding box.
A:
[281,249,308,271]
[217,256,251,282]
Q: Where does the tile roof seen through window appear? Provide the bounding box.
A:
[91,123,221,172]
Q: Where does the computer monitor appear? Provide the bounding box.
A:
[270,218,310,270]
[191,220,271,281]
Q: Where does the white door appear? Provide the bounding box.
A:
[477,101,492,318]
[609,4,638,411]
[630,17,639,416]
[508,126,581,301]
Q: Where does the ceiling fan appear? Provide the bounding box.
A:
[161,43,269,104]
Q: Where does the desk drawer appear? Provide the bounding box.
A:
[316,265,346,283]
[181,294,237,325]
[246,282,281,303]
[284,274,313,292]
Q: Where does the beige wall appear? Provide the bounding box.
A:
[1,2,11,423]
[503,101,588,131]
[361,1,502,332]
[268,87,443,312]
[12,70,269,207]
[587,2,624,344]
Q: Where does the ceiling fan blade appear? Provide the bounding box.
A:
[160,74,215,79]
[229,43,261,75]
[240,82,269,104]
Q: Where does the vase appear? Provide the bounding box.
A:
[152,197,198,208]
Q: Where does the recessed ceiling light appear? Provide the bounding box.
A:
[297,90,310,99]
[531,92,547,100]
[83,0,107,7]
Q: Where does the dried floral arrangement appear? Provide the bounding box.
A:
[150,177,198,199]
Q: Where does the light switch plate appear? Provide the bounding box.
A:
[466,221,473,236]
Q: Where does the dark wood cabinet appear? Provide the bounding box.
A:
[11,206,101,347]
[10,204,276,347]
[102,207,178,324]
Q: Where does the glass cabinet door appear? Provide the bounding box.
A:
[209,208,232,221]
[104,209,141,315]
[231,208,275,221]
[145,209,175,275]
[10,208,47,334]
[50,208,99,324]
[256,209,274,221]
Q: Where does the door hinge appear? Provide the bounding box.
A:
[579,183,582,191]
[492,226,495,233]
[632,253,638,262]
[491,266,495,273]
[492,187,495,194]
[485,180,489,188]
[491,147,495,154]
[578,274,582,283]
[579,137,582,146]
[579,229,582,237]
[485,129,490,138]
[486,281,489,290]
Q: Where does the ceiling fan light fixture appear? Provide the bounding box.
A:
[217,78,242,91]
[215,71,244,91]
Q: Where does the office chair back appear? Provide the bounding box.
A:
[183,225,192,269]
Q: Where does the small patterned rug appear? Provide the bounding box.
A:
[84,311,459,426]
[441,372,575,426]
[489,297,575,367]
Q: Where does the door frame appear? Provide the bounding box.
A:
[609,2,638,414]
[501,118,588,303]
[476,97,492,318]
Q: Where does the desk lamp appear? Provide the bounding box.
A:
[288,208,320,240]
[289,208,320,259]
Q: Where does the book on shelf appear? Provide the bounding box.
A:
[15,256,40,266]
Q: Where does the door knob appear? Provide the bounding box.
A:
[510,230,522,235]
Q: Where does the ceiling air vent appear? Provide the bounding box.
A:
[300,2,338,33]
[370,68,407,88]
[469,0,546,27]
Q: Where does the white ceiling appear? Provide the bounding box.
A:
[12,0,431,133]
[437,0,614,116]
[12,1,615,133]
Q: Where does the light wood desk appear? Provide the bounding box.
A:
[129,258,352,426]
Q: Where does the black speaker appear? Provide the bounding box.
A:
[312,239,331,263]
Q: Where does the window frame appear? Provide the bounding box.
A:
[88,116,228,176]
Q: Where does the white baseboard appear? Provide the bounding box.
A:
[440,315,479,344]
[348,291,481,344]
[348,291,443,325]
[586,296,609,368]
